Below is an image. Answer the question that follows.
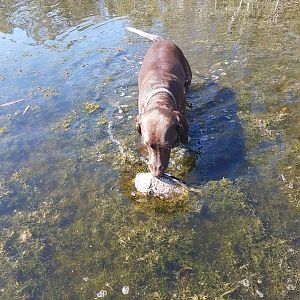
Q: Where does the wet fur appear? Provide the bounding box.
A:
[128,28,192,177]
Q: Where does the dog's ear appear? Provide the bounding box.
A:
[175,111,188,144]
[135,115,141,135]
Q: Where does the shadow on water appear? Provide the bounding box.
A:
[187,79,246,185]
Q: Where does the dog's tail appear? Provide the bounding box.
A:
[126,27,160,41]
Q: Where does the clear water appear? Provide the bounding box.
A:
[0,1,299,299]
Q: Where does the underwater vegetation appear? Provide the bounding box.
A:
[0,0,299,299]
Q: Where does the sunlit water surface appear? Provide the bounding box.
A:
[0,0,299,299]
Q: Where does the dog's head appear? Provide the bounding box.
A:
[136,109,188,178]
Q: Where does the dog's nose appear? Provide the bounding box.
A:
[149,163,165,178]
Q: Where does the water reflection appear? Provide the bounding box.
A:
[0,0,103,41]
[0,0,299,299]
[0,0,164,42]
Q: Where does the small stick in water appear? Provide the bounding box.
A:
[0,99,24,107]
[23,105,30,115]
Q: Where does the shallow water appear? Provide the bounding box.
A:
[0,0,299,299]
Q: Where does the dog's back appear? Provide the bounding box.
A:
[138,39,189,113]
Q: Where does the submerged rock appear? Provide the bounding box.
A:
[134,172,189,197]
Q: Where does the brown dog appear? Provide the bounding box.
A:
[127,27,192,178]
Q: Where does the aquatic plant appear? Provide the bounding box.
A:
[83,102,101,113]
[0,0,299,299]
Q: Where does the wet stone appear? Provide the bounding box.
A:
[134,172,188,197]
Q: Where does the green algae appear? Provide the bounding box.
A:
[0,127,7,134]
[11,171,22,181]
[36,86,58,98]
[0,0,299,299]
[105,75,113,82]
[96,116,109,126]
[1,169,298,299]
[83,102,101,113]
[56,112,77,130]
